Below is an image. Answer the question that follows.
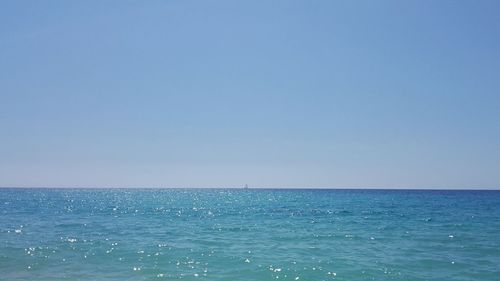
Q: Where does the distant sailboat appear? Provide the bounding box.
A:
[244,184,249,189]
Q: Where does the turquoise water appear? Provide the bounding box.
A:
[1,189,499,280]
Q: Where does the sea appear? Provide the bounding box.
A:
[0,188,499,280]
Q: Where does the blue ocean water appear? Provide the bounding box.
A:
[0,188,499,280]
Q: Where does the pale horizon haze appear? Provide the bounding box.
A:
[1,1,499,189]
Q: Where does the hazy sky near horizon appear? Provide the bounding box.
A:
[1,1,499,188]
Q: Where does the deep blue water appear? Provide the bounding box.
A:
[1,188,499,280]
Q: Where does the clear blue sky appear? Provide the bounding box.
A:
[1,1,499,188]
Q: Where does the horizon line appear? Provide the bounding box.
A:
[1,186,499,191]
